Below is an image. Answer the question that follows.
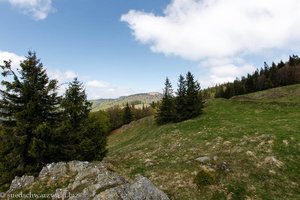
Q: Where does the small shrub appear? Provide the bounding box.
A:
[194,169,216,187]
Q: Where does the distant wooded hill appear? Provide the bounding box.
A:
[90,92,163,111]
[203,55,300,99]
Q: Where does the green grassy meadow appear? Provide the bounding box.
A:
[106,84,300,199]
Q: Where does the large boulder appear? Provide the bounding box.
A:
[95,175,169,200]
[5,161,169,200]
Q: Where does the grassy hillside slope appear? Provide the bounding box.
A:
[232,84,300,104]
[90,92,162,111]
[107,84,300,200]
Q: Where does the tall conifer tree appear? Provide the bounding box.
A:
[175,75,187,121]
[61,78,91,128]
[123,102,134,124]
[58,78,92,160]
[0,52,60,188]
[185,72,204,119]
[58,78,107,161]
[156,77,175,125]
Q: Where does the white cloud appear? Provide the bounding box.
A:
[47,69,77,83]
[0,51,135,99]
[122,0,300,86]
[0,51,25,94]
[199,63,256,88]
[0,50,24,69]
[196,56,256,87]
[122,0,300,60]
[64,70,77,79]
[47,71,137,99]
[86,80,109,89]
[86,80,136,99]
[5,0,54,20]
[44,70,135,99]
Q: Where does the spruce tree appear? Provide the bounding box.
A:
[156,77,175,125]
[0,52,60,188]
[123,102,133,124]
[77,110,108,161]
[58,78,107,161]
[185,72,204,119]
[175,75,187,122]
[58,78,92,160]
[61,78,91,128]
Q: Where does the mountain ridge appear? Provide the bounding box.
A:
[90,92,162,111]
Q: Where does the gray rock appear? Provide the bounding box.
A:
[129,175,169,200]
[144,159,154,167]
[6,161,169,200]
[54,162,127,199]
[68,160,91,173]
[217,161,231,172]
[172,129,181,134]
[95,175,169,200]
[213,156,218,161]
[39,162,68,181]
[195,156,210,163]
[7,175,35,193]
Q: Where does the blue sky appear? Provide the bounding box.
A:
[1,0,300,99]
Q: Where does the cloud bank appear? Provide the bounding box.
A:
[121,0,300,85]
[4,0,54,20]
[45,69,135,99]
[0,51,135,99]
[86,80,136,100]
